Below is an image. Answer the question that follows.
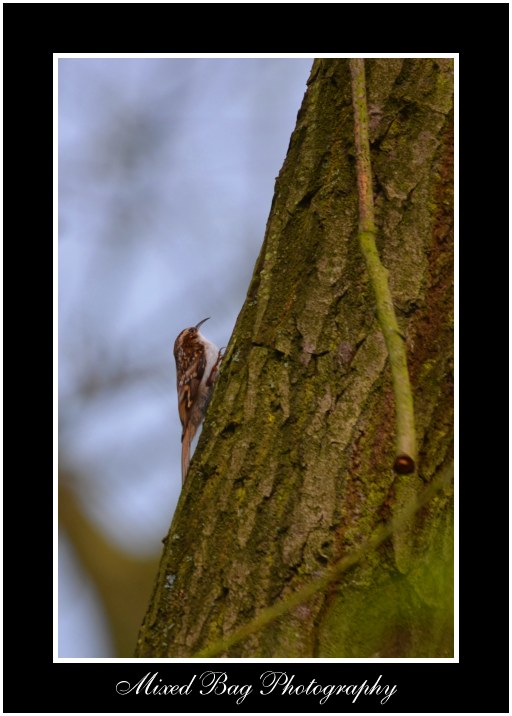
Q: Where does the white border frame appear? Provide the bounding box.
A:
[54,52,458,665]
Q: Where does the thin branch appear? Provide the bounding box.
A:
[194,464,452,658]
[349,58,416,474]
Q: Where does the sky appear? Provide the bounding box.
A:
[58,57,313,657]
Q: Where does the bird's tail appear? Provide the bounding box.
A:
[181,428,191,484]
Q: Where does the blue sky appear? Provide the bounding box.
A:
[58,57,313,657]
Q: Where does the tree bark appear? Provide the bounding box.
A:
[135,58,454,658]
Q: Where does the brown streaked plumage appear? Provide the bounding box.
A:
[173,318,223,483]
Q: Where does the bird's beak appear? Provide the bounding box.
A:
[195,317,210,329]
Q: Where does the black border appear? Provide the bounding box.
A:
[4,3,508,714]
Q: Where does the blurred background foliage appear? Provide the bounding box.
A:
[58,57,312,657]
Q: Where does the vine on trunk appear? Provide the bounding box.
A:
[349,58,416,475]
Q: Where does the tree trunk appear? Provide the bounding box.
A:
[135,58,454,658]
[59,475,160,657]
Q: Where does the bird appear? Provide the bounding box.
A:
[173,318,223,483]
